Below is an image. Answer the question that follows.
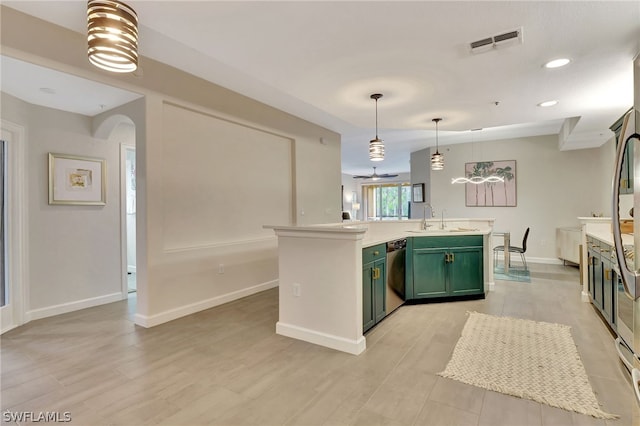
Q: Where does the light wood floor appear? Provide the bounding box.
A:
[2,264,639,425]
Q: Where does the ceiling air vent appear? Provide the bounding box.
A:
[470,37,493,50]
[470,27,523,54]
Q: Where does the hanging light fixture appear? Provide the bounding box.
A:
[369,93,385,161]
[451,129,504,184]
[431,118,444,170]
[87,0,139,73]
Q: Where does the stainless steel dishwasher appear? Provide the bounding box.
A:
[386,239,406,314]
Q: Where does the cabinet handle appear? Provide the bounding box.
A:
[450,253,455,262]
[605,269,612,280]
[373,251,379,256]
[445,253,450,263]
[622,178,628,188]
[372,268,380,280]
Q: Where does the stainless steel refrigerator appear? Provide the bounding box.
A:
[612,56,640,404]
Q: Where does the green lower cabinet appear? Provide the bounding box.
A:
[592,248,604,311]
[407,236,483,300]
[586,237,616,331]
[412,249,447,297]
[363,244,386,333]
[449,246,484,296]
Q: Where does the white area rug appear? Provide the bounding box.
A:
[438,312,618,419]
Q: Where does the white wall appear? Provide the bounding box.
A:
[1,6,342,326]
[341,173,359,220]
[2,93,123,318]
[410,149,432,219]
[412,135,613,262]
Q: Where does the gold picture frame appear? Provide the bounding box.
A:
[48,153,106,205]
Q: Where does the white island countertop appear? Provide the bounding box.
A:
[266,218,494,248]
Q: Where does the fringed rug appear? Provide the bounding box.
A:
[438,312,617,419]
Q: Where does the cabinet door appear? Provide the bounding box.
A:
[449,246,483,296]
[587,248,594,297]
[374,259,386,323]
[362,261,375,333]
[593,254,604,310]
[412,248,447,298]
[602,258,613,325]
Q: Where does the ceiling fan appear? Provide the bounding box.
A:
[353,167,398,180]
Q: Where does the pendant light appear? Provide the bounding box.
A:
[369,93,385,162]
[431,118,444,170]
[87,0,139,73]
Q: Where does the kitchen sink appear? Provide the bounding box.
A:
[406,227,479,233]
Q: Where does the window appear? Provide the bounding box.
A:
[363,183,411,220]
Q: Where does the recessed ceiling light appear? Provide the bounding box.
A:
[538,100,558,107]
[544,58,570,69]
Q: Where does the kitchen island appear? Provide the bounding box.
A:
[265,218,495,355]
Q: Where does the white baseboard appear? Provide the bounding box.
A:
[581,291,591,303]
[134,279,279,328]
[488,281,495,291]
[276,321,366,355]
[26,292,123,322]
[1,324,18,335]
[527,256,564,265]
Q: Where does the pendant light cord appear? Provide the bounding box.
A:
[375,97,379,139]
[433,118,442,153]
[435,119,439,152]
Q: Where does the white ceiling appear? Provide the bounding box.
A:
[2,1,639,176]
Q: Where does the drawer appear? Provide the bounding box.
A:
[412,235,483,249]
[363,243,386,263]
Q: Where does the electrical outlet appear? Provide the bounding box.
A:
[218,264,225,274]
[293,283,301,297]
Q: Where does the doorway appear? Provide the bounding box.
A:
[122,145,136,295]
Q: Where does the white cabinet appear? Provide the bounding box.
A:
[556,227,581,264]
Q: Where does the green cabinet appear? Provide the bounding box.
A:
[363,243,386,333]
[412,248,447,297]
[586,237,596,301]
[406,236,484,300]
[587,236,616,330]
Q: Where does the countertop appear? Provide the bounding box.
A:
[587,229,634,247]
[265,219,494,248]
[361,228,492,248]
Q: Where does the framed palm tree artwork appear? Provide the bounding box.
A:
[464,160,516,207]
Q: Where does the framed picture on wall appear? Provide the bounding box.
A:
[412,183,425,203]
[464,160,516,207]
[48,153,106,205]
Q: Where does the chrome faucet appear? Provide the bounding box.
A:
[440,209,446,229]
[422,204,435,230]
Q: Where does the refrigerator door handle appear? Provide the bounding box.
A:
[612,123,640,300]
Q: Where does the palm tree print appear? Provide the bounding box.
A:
[495,166,514,205]
[465,160,516,207]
